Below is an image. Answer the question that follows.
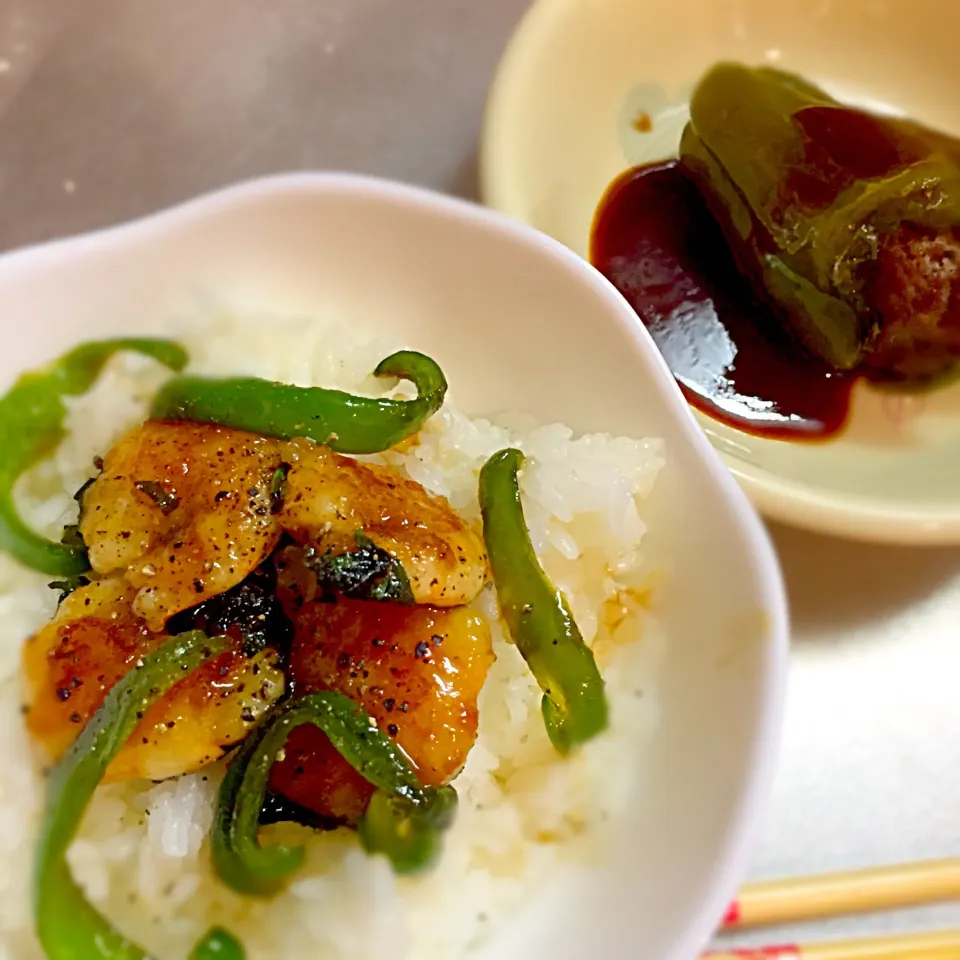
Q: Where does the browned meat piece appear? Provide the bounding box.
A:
[863,223,960,381]
[269,595,494,823]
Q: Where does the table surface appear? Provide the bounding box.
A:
[4,0,960,953]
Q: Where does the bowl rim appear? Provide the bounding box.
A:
[478,0,960,547]
[0,169,789,959]
[728,462,960,545]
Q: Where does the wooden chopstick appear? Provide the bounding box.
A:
[722,858,960,930]
[703,926,960,959]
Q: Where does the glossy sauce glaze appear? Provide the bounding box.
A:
[589,160,856,439]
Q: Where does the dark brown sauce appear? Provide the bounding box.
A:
[589,160,855,439]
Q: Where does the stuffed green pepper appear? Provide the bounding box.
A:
[680,62,960,383]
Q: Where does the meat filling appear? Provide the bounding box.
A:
[862,222,960,381]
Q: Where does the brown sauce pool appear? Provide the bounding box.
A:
[589,160,856,440]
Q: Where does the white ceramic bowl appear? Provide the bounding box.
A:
[0,174,787,960]
[480,0,960,545]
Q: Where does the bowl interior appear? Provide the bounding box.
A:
[0,175,786,960]
[481,0,960,543]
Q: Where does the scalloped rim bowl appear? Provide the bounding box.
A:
[480,0,960,545]
[0,173,787,960]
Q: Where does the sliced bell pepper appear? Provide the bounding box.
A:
[0,338,186,575]
[33,629,245,960]
[212,691,456,896]
[479,448,607,754]
[150,350,446,454]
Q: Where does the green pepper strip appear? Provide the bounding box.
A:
[212,692,457,896]
[479,448,608,754]
[149,350,447,455]
[356,780,458,875]
[188,928,245,960]
[0,338,188,576]
[33,630,244,960]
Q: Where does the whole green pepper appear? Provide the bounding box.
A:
[0,338,187,576]
[33,629,245,960]
[478,448,607,754]
[212,691,457,896]
[680,62,960,380]
[150,350,446,454]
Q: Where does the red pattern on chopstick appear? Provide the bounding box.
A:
[703,946,801,959]
[721,900,742,927]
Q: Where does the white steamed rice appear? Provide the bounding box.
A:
[0,304,668,960]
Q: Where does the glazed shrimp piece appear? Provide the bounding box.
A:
[278,438,489,606]
[80,421,284,631]
[269,595,495,822]
[22,577,285,782]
